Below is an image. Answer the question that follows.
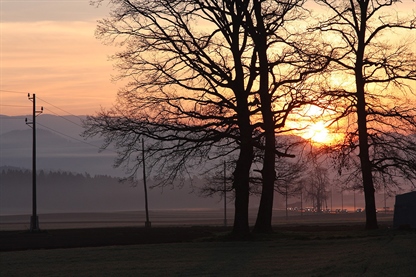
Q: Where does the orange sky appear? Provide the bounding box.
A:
[0,0,117,116]
[0,0,415,117]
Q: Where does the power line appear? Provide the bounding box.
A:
[0,89,31,94]
[0,116,27,120]
[2,91,116,153]
[0,104,31,108]
[43,107,84,128]
[36,96,84,120]
[37,122,117,153]
[1,93,84,128]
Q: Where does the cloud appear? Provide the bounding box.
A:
[0,0,109,23]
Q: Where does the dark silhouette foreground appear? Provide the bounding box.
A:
[0,224,390,252]
[0,226,229,252]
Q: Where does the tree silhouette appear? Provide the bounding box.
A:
[304,165,330,213]
[85,0,263,236]
[273,157,306,217]
[313,0,416,229]
[84,0,333,235]
[245,0,330,233]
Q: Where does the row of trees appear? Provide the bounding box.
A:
[84,0,416,235]
[1,168,120,187]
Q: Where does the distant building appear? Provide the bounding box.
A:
[393,191,416,229]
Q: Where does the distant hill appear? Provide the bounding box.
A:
[0,114,123,176]
[0,114,86,136]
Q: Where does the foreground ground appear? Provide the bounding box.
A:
[0,226,230,251]
[1,224,415,276]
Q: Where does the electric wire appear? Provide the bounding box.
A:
[1,90,116,154]
[42,107,84,128]
[36,96,84,121]
[0,89,31,94]
[0,116,26,120]
[36,122,117,154]
[0,104,31,108]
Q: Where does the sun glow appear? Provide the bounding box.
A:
[287,105,344,146]
[303,121,331,144]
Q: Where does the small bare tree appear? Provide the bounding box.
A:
[304,165,330,213]
[274,158,306,216]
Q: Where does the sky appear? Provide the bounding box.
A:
[0,0,415,117]
[0,0,117,116]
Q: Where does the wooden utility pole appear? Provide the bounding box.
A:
[223,160,227,227]
[142,138,151,227]
[26,93,43,232]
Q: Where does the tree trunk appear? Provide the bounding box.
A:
[253,0,276,234]
[316,192,322,213]
[231,10,253,235]
[356,82,378,229]
[253,111,276,233]
[355,2,378,229]
[232,143,252,236]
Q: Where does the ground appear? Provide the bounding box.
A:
[0,223,392,251]
[1,224,415,276]
[0,226,230,251]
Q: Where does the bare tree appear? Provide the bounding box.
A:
[84,0,331,235]
[243,0,331,233]
[313,0,416,229]
[303,165,330,213]
[84,0,263,236]
[274,157,306,216]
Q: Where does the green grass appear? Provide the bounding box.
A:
[1,229,415,276]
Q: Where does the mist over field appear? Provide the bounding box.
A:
[0,115,228,214]
[0,115,396,217]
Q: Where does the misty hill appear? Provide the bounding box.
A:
[0,114,85,136]
[0,114,123,176]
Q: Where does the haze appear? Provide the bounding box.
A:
[0,0,411,219]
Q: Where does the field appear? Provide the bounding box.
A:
[1,224,415,276]
[0,226,416,276]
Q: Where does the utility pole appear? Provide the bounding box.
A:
[142,138,151,228]
[331,187,333,212]
[384,184,387,214]
[300,190,303,217]
[25,93,43,232]
[223,160,227,227]
[285,185,288,221]
[354,188,356,212]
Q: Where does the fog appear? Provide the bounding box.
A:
[0,115,396,217]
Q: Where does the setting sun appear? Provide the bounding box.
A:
[304,121,330,144]
[286,104,345,145]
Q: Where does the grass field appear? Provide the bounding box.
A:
[1,227,415,276]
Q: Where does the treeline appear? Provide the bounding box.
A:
[0,167,120,187]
